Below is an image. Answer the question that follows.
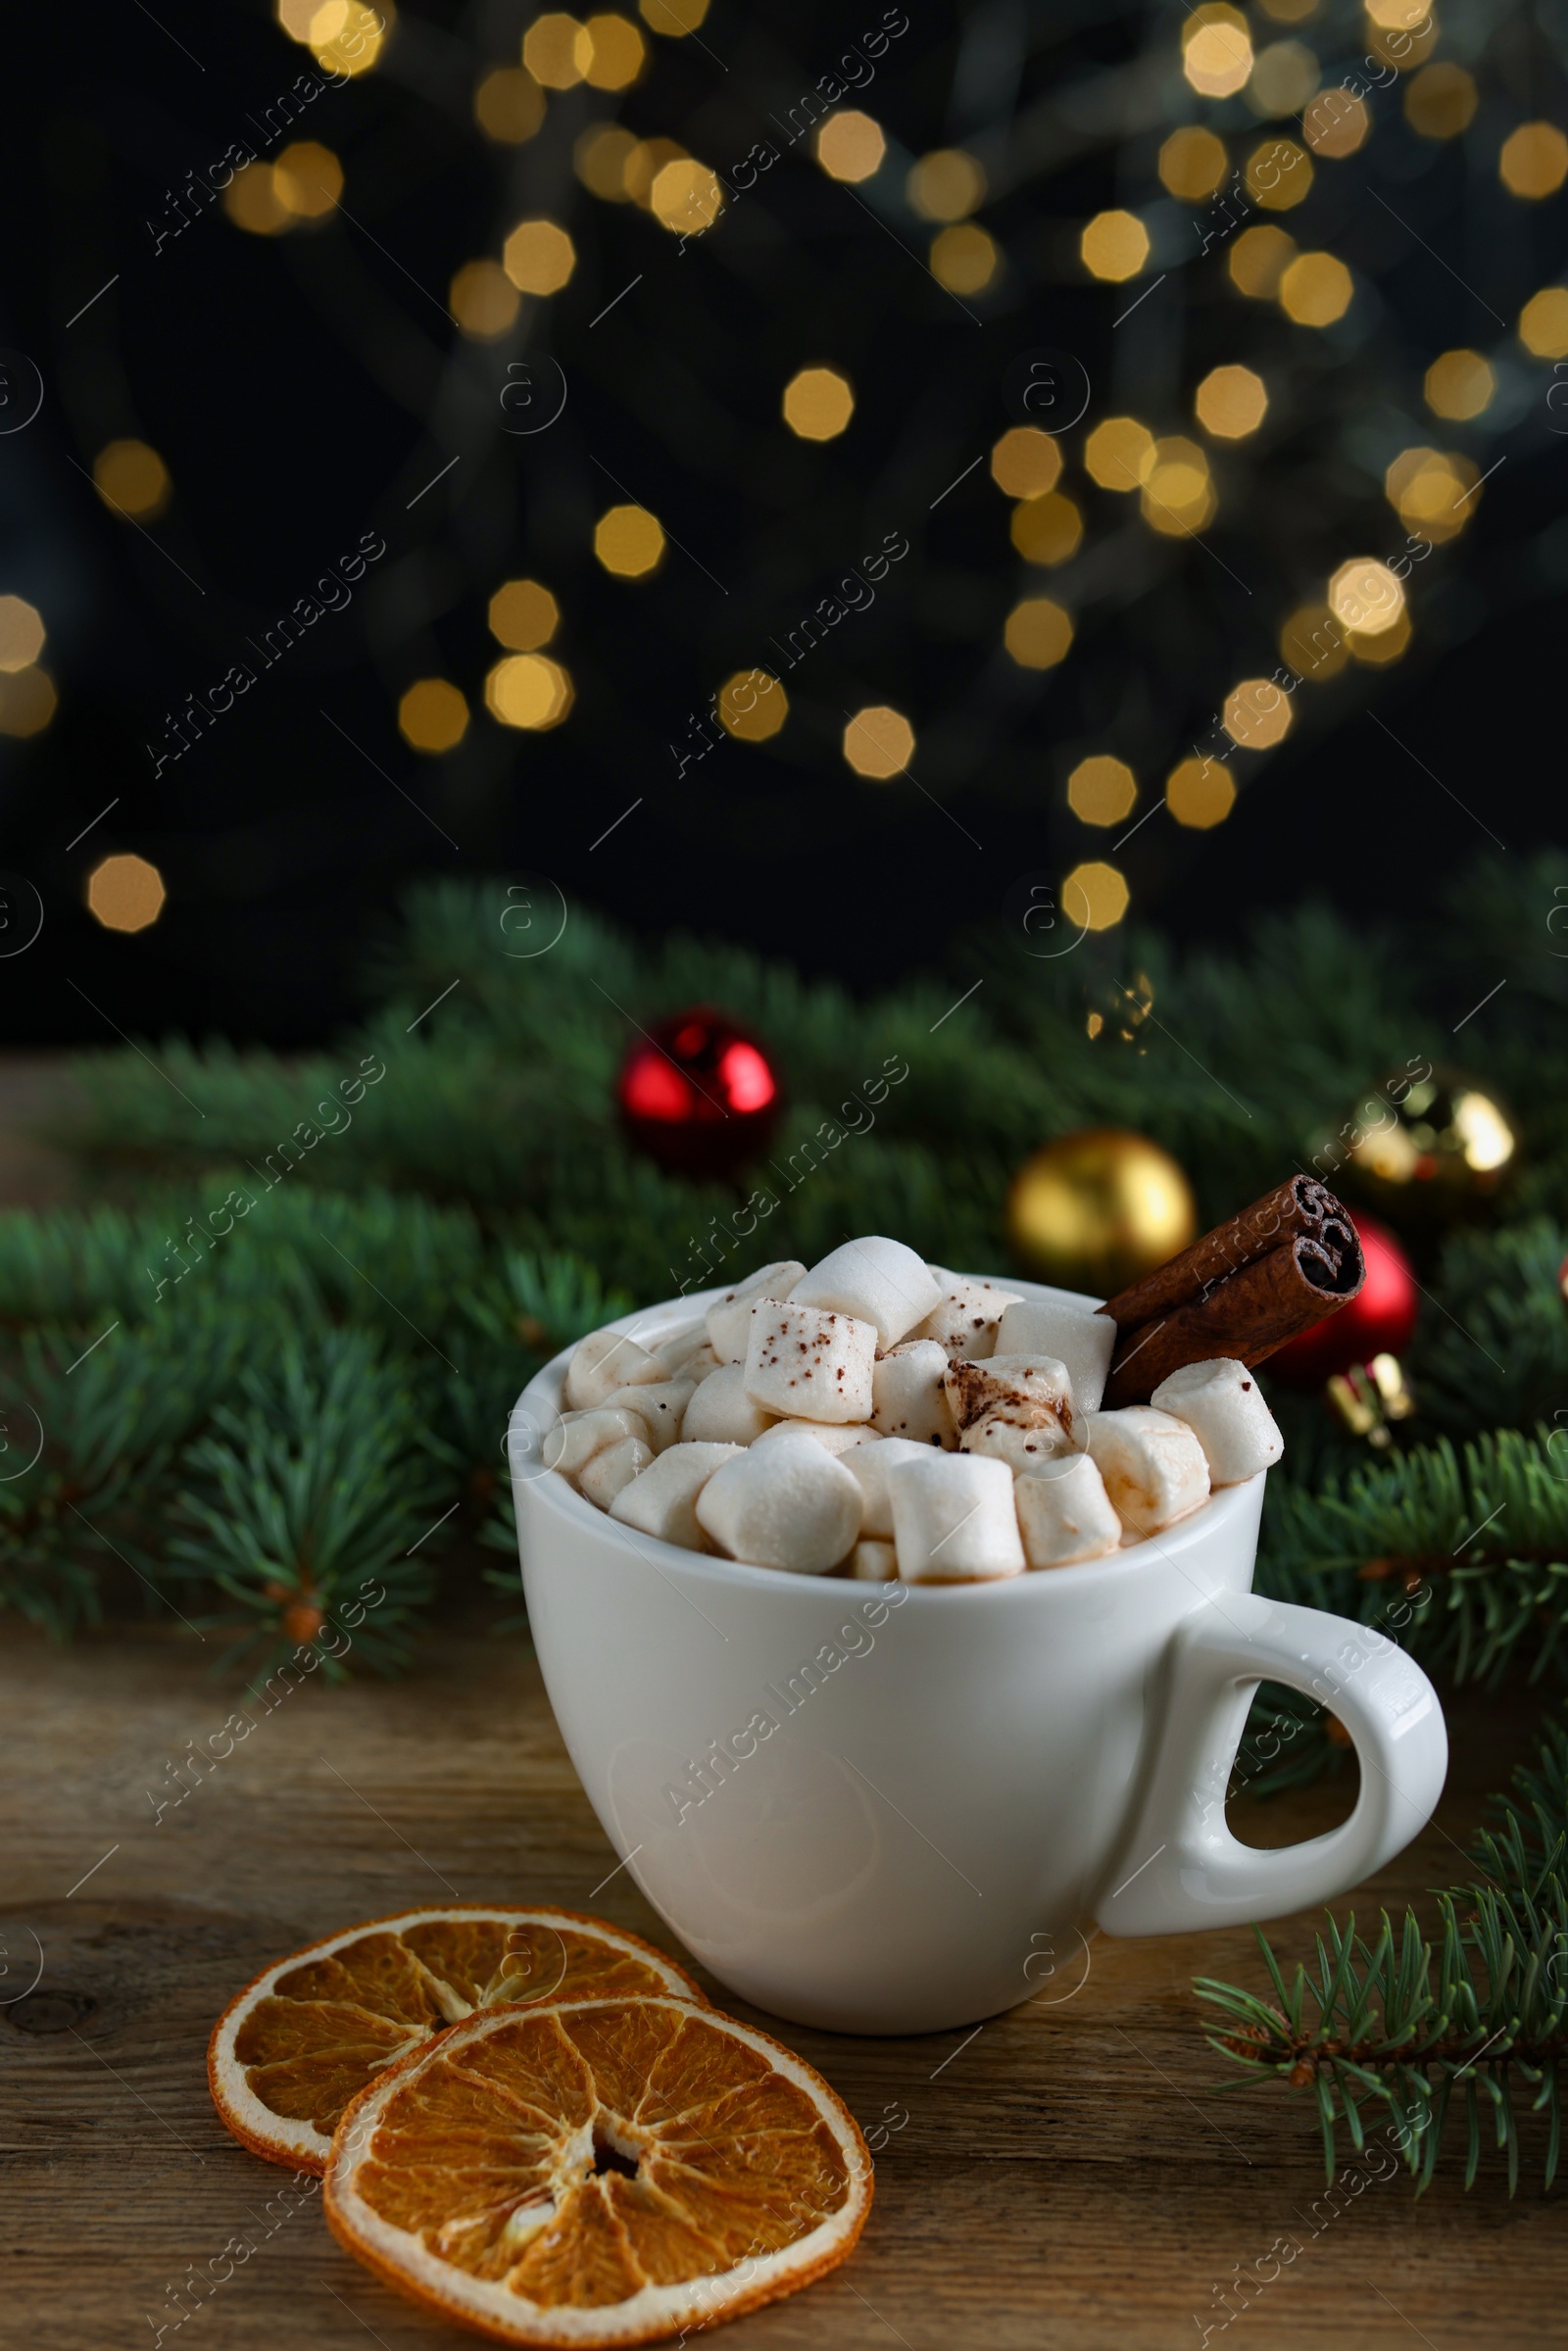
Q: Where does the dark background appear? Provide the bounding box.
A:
[1,0,1564,1048]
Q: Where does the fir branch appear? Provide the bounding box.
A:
[1197,1709,1568,2193]
[169,1330,446,1679]
[1260,1427,1568,1689]
[0,1307,251,1637]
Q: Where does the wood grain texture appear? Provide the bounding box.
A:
[2,1609,1560,2351]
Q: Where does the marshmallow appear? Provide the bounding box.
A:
[579,1435,653,1509]
[743,1300,877,1424]
[564,1327,665,1411]
[959,1407,1071,1477]
[679,1363,778,1446]
[656,1326,722,1382]
[652,1319,701,1364]
[695,1431,862,1576]
[610,1442,742,1550]
[1151,1357,1284,1486]
[944,1355,1075,1447]
[601,1377,694,1454]
[910,1272,1023,1361]
[1085,1406,1210,1539]
[546,1404,652,1480]
[845,1436,935,1537]
[871,1339,958,1447]
[1014,1454,1122,1568]
[995,1297,1117,1414]
[752,1419,882,1455]
[850,1540,898,1582]
[887,1452,1025,1584]
[706,1261,807,1363]
[789,1237,943,1349]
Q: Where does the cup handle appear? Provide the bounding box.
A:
[1093,1587,1448,1936]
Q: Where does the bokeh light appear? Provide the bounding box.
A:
[307,1,391,76]
[1366,13,1436,71]
[1347,609,1412,664]
[1424,347,1494,419]
[485,655,573,728]
[1229,224,1295,298]
[1067,757,1137,825]
[1141,438,1216,534]
[1500,122,1568,200]
[1329,558,1405,637]
[1195,365,1268,438]
[502,220,575,294]
[1403,63,1476,139]
[1520,286,1568,358]
[782,367,854,440]
[1081,210,1150,281]
[224,163,291,236]
[1183,6,1253,99]
[272,142,342,219]
[816,112,885,182]
[0,596,45,671]
[583,13,646,87]
[906,149,986,221]
[1004,598,1074,670]
[991,428,1061,499]
[594,506,665,577]
[1279,250,1352,325]
[1010,492,1083,564]
[639,0,710,31]
[1222,677,1293,749]
[398,680,469,753]
[624,138,686,209]
[651,158,724,234]
[1085,416,1155,490]
[1245,137,1312,209]
[575,124,639,198]
[93,440,171,519]
[931,224,998,293]
[1166,759,1236,828]
[450,260,520,339]
[717,671,788,742]
[87,854,165,933]
[1248,39,1319,114]
[843,706,914,777]
[523,12,588,87]
[489,579,560,650]
[1062,859,1129,930]
[1302,89,1370,156]
[1158,126,1228,200]
[474,66,545,143]
[0,666,55,737]
[1385,447,1480,541]
[1279,602,1348,682]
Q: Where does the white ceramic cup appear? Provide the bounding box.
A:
[510,1277,1447,2036]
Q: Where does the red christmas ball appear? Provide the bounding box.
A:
[1266,1211,1418,1387]
[616,1005,781,1180]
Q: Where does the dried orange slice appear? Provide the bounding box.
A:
[210,1906,705,2174]
[324,1995,873,2347]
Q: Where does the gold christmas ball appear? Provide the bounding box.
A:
[1322,1063,1517,1235]
[1005,1127,1199,1297]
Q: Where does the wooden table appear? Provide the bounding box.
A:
[3,1590,1559,2351]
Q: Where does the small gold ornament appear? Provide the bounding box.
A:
[1005,1127,1199,1296]
[1325,1352,1416,1449]
[1314,1063,1517,1235]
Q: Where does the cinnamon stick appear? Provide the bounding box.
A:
[1098,1175,1357,1330]
[1099,1180,1365,1409]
